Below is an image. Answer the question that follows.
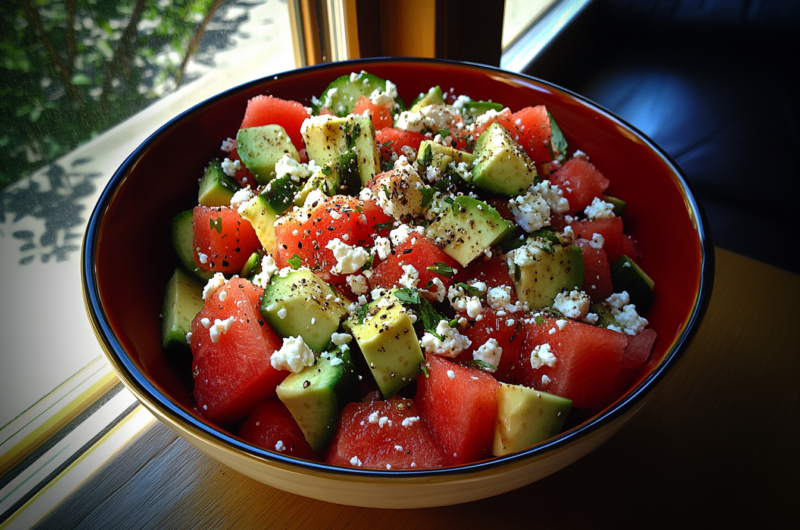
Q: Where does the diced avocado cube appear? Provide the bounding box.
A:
[409,85,445,112]
[261,270,350,352]
[171,209,213,282]
[294,161,341,207]
[492,383,572,456]
[611,256,655,314]
[426,196,515,267]
[471,122,537,197]
[236,125,299,185]
[239,193,280,255]
[198,159,241,207]
[301,115,379,186]
[277,348,359,451]
[344,290,424,399]
[415,140,475,173]
[604,195,626,216]
[460,100,504,123]
[239,249,264,279]
[589,302,620,329]
[161,267,205,350]
[513,241,583,310]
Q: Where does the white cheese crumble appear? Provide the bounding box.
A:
[419,320,472,357]
[530,343,557,369]
[346,274,370,295]
[271,336,315,373]
[447,369,456,379]
[275,440,286,452]
[331,332,353,346]
[252,254,279,289]
[473,338,502,372]
[530,180,570,214]
[230,187,255,211]
[221,157,241,177]
[198,252,209,265]
[553,289,591,319]
[350,456,362,467]
[401,416,420,427]
[275,154,313,181]
[202,272,226,300]
[277,307,288,319]
[465,296,483,318]
[589,232,605,249]
[399,264,420,289]
[326,238,369,274]
[509,191,550,232]
[220,137,235,153]
[486,285,513,311]
[304,188,326,208]
[218,289,227,302]
[371,235,391,260]
[369,79,398,107]
[209,317,235,344]
[541,375,551,386]
[584,197,616,220]
[394,105,458,133]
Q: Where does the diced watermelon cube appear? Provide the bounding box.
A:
[368,236,460,292]
[519,316,627,410]
[237,400,320,461]
[375,128,426,162]
[353,96,393,130]
[452,306,525,385]
[325,398,449,470]
[190,277,287,426]
[570,217,625,265]
[574,238,614,301]
[550,158,610,214]
[193,206,261,274]
[239,95,310,152]
[416,355,499,464]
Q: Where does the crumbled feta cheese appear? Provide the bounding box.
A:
[447,369,456,379]
[202,272,226,300]
[198,252,209,265]
[350,456,362,467]
[401,416,420,427]
[553,289,591,319]
[419,320,472,357]
[271,336,315,373]
[218,289,227,302]
[277,307,288,319]
[230,187,255,211]
[369,79,398,106]
[378,416,390,428]
[275,154,312,182]
[347,274,370,295]
[329,356,343,366]
[555,319,568,330]
[509,191,550,232]
[424,277,447,303]
[584,197,615,220]
[614,304,649,335]
[605,291,631,310]
[331,333,353,346]
[275,440,286,452]
[541,375,551,386]
[389,224,413,246]
[220,137,236,153]
[326,238,369,274]
[465,297,482,318]
[582,312,599,325]
[371,236,391,260]
[473,338,502,371]
[209,317,235,343]
[221,157,241,177]
[486,285,513,311]
[530,180,570,214]
[304,188,326,208]
[399,264,419,289]
[201,317,211,329]
[530,343,557,369]
[589,232,605,249]
[185,331,192,344]
[395,105,458,133]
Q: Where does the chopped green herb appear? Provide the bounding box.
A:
[438,127,451,138]
[426,262,456,278]
[382,140,394,147]
[355,303,370,325]
[373,221,394,232]
[210,216,222,234]
[420,186,436,208]
[443,196,455,205]
[360,254,374,272]
[466,360,497,371]
[535,315,545,325]
[417,144,433,167]
[394,288,421,305]
[455,282,484,298]
[420,363,430,378]
[548,112,568,161]
[355,205,363,213]
[287,254,302,269]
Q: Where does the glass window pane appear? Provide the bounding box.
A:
[502,0,560,49]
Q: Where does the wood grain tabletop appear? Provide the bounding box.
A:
[34,248,800,529]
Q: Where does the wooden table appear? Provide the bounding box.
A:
[33,248,800,528]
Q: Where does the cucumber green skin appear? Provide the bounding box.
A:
[239,249,264,279]
[461,100,503,123]
[161,267,205,350]
[263,174,302,215]
[197,160,241,207]
[590,302,620,329]
[409,85,444,112]
[611,256,655,314]
[171,209,213,282]
[314,72,405,117]
[276,349,359,451]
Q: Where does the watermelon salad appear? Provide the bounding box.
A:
[161,70,658,470]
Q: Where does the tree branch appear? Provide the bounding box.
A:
[65,0,76,76]
[22,0,82,104]
[100,0,148,104]
[175,0,226,88]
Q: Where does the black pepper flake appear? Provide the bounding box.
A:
[303,380,310,388]
[402,249,412,255]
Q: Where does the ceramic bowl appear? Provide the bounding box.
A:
[82,58,714,508]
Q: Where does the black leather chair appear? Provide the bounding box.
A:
[527,0,800,274]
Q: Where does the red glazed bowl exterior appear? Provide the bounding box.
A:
[82,58,713,508]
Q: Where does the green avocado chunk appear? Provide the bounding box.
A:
[301,115,380,186]
[343,290,424,399]
[197,159,241,207]
[611,255,655,314]
[171,209,213,282]
[492,383,572,456]
[409,85,445,112]
[512,239,584,310]
[260,269,350,352]
[471,122,537,197]
[415,140,475,173]
[276,348,359,452]
[426,196,515,267]
[236,125,299,185]
[161,267,205,350]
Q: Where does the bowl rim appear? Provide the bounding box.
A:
[82,56,715,480]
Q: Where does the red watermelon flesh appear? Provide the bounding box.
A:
[574,238,614,301]
[353,96,394,130]
[325,398,449,470]
[519,316,627,410]
[453,256,516,295]
[237,400,320,461]
[239,95,309,152]
[193,206,261,274]
[368,236,460,292]
[452,306,525,385]
[550,158,610,214]
[511,105,555,164]
[416,354,499,465]
[190,277,287,426]
[375,128,426,162]
[570,217,625,266]
[612,328,658,400]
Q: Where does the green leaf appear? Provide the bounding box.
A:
[426,262,456,278]
[360,254,374,272]
[535,315,545,325]
[287,254,302,269]
[455,282,484,298]
[373,221,394,232]
[210,216,222,234]
[438,128,451,138]
[420,186,436,208]
[355,303,370,325]
[394,288,421,305]
[466,360,497,371]
[548,112,568,161]
[420,363,430,378]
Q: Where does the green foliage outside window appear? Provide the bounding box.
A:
[1,0,222,189]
